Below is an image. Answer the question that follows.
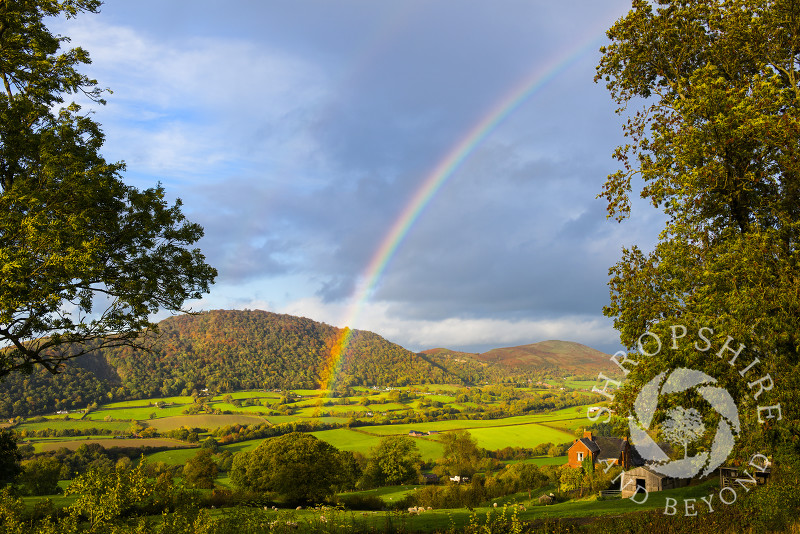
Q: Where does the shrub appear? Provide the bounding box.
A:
[338,493,385,511]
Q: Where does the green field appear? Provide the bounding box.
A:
[9,379,753,533]
[290,389,329,396]
[148,414,267,431]
[37,437,189,452]
[310,428,383,453]
[86,404,190,421]
[205,401,270,414]
[360,409,588,438]
[212,391,281,401]
[327,478,722,532]
[310,428,445,460]
[418,394,455,403]
[18,420,132,432]
[145,446,202,465]
[464,423,573,449]
[340,484,421,503]
[18,388,597,473]
[102,396,193,408]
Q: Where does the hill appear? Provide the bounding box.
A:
[0,310,462,417]
[421,340,613,380]
[0,310,612,417]
[477,340,612,373]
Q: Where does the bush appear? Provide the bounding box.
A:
[338,493,385,511]
[16,457,61,496]
[183,449,218,489]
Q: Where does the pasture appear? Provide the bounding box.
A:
[463,423,573,449]
[36,437,190,452]
[86,404,189,421]
[17,385,598,470]
[17,420,131,432]
[147,413,268,431]
[310,428,445,460]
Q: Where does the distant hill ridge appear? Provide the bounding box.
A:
[421,340,612,375]
[0,310,612,417]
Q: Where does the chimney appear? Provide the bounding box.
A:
[583,430,593,440]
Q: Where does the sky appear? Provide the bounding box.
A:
[53,1,663,355]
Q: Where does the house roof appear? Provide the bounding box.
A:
[570,434,645,466]
[578,437,600,454]
[594,437,625,460]
[624,465,668,479]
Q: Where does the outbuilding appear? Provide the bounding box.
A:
[619,466,689,498]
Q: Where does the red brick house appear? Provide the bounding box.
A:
[566,430,635,469]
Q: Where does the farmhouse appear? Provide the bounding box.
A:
[620,466,689,497]
[565,430,637,469]
[408,430,425,437]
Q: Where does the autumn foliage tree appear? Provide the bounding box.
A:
[597,0,799,459]
[230,432,351,503]
[362,435,422,487]
[0,0,216,377]
[436,429,481,479]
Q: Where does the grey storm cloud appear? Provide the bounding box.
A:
[56,0,654,354]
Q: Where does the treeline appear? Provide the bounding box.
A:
[210,420,343,445]
[0,364,111,418]
[0,310,474,416]
[19,427,117,438]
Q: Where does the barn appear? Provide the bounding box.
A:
[619,466,689,497]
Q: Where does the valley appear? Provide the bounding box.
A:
[0,310,730,532]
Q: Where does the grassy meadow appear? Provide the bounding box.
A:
[17,383,598,458]
[9,381,642,531]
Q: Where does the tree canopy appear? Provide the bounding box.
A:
[437,429,481,478]
[597,0,798,456]
[0,430,20,484]
[0,0,216,376]
[230,432,350,503]
[363,435,422,487]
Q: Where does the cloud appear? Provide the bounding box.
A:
[56,2,651,358]
[57,17,330,187]
[223,295,622,354]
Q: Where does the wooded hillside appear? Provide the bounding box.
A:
[0,310,611,417]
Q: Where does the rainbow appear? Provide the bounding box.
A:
[319,31,610,393]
